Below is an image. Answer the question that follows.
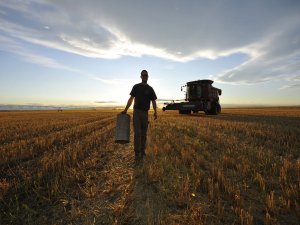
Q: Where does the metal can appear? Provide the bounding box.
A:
[115,113,130,144]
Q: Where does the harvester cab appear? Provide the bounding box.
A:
[162,79,222,115]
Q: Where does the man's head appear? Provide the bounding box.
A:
[140,70,148,83]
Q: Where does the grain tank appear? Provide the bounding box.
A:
[162,79,222,115]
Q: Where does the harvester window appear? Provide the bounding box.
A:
[210,89,218,98]
[187,85,202,100]
[196,86,202,97]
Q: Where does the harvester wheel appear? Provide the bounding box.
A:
[210,102,218,115]
[216,104,221,114]
[206,102,219,115]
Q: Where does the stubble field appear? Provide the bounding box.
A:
[0,108,299,224]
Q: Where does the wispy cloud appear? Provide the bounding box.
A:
[1,0,300,85]
[280,83,300,90]
[0,34,133,85]
[90,77,131,85]
[95,101,119,104]
[0,34,75,71]
[215,26,300,84]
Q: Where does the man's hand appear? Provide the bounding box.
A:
[122,96,134,115]
[152,100,157,120]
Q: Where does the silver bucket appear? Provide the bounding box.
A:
[115,113,130,144]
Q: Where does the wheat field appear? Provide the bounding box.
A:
[0,108,299,224]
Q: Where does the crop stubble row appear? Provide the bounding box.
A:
[142,109,300,224]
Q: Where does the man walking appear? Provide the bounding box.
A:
[122,70,157,161]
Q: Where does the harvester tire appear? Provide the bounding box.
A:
[216,104,221,114]
[205,102,219,115]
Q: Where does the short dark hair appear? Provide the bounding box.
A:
[141,70,148,75]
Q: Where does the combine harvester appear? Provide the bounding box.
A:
[162,80,222,115]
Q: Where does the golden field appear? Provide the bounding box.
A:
[0,108,299,225]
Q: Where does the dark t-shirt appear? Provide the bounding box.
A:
[130,83,157,111]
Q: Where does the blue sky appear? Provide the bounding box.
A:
[0,0,300,107]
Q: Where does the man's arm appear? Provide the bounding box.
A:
[152,100,157,120]
[122,96,134,114]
